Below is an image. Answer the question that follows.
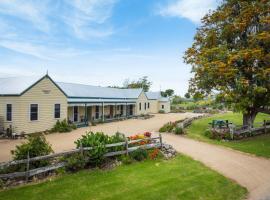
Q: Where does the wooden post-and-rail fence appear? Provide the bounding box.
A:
[0,134,163,180]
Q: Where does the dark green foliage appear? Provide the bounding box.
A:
[130,149,148,161]
[123,76,152,92]
[11,135,53,170]
[159,122,175,133]
[185,93,191,99]
[158,110,165,114]
[184,0,270,126]
[75,132,125,165]
[51,119,76,133]
[64,153,86,172]
[119,155,133,165]
[174,127,184,135]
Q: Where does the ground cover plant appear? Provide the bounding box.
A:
[0,155,247,200]
[186,112,270,158]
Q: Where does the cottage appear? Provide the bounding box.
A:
[0,75,170,134]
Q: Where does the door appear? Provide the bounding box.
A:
[129,105,133,116]
[73,106,78,122]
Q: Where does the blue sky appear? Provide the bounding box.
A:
[0,0,218,95]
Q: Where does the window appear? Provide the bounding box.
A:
[30,104,38,121]
[6,104,12,121]
[74,106,78,122]
[162,105,165,109]
[148,102,150,109]
[95,106,99,119]
[139,103,141,110]
[54,104,61,119]
[144,103,147,110]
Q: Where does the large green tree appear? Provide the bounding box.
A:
[184,0,270,127]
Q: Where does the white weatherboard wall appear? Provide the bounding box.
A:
[159,101,171,113]
[136,92,149,115]
[148,99,159,114]
[0,77,68,134]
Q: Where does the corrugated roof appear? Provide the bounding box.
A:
[146,91,169,102]
[0,75,143,99]
[146,91,161,100]
[57,82,142,99]
[0,76,41,95]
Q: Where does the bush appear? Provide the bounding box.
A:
[204,129,213,138]
[174,127,184,135]
[120,155,133,165]
[11,135,53,170]
[158,110,165,114]
[148,148,160,160]
[159,122,175,133]
[64,153,86,172]
[75,132,125,166]
[130,148,148,161]
[51,119,76,133]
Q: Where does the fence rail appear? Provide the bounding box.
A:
[0,135,162,180]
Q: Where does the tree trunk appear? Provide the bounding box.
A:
[243,110,258,128]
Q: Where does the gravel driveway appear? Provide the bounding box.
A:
[0,113,198,161]
[1,113,270,200]
[161,133,270,200]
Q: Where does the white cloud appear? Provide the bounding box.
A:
[0,0,50,32]
[0,0,119,59]
[158,0,219,24]
[63,0,117,39]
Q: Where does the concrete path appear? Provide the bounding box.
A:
[160,133,270,200]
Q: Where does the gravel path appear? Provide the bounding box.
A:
[161,133,270,200]
[0,113,198,161]
[1,113,270,200]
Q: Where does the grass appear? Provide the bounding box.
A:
[186,112,270,158]
[0,155,247,200]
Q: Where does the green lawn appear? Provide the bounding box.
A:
[186,112,270,158]
[0,155,247,200]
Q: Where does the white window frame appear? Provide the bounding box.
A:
[30,104,39,121]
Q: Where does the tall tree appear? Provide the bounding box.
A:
[184,93,191,99]
[123,76,152,92]
[184,0,270,127]
[161,89,175,97]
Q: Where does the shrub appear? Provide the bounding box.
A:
[158,110,165,114]
[11,135,53,170]
[75,132,125,166]
[120,155,133,165]
[130,148,148,161]
[148,148,160,160]
[51,119,76,133]
[64,153,86,172]
[204,129,213,138]
[159,122,174,133]
[174,127,184,135]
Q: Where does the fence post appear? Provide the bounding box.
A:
[229,125,234,140]
[25,151,30,182]
[125,137,129,156]
[264,120,266,134]
[159,133,163,149]
[80,142,83,156]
